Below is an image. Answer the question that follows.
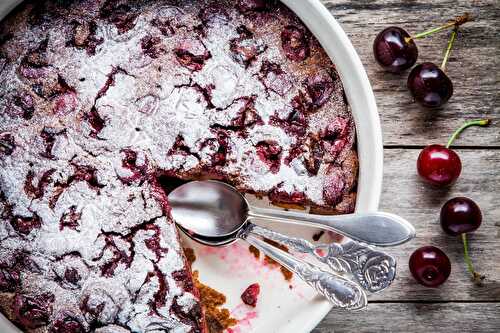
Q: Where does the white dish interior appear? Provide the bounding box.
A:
[0,0,382,332]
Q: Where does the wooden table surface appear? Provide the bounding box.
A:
[313,1,500,332]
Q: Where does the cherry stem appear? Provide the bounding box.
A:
[445,119,491,148]
[407,13,471,41]
[461,233,484,284]
[441,27,458,71]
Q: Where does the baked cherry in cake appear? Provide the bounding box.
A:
[0,0,358,332]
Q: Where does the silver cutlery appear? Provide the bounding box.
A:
[250,225,396,293]
[168,180,415,247]
[168,180,414,307]
[175,218,368,310]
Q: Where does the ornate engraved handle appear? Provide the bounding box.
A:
[241,226,367,310]
[251,225,396,293]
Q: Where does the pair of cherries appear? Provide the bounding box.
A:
[410,120,489,287]
[373,14,470,108]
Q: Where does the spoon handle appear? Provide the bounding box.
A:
[242,227,367,310]
[248,207,415,247]
[250,225,396,293]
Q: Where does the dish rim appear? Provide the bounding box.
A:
[0,0,383,332]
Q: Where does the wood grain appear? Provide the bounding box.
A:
[313,303,500,333]
[310,1,499,331]
[321,0,500,147]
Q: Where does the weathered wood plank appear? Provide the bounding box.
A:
[321,0,500,146]
[367,149,500,301]
[313,302,500,333]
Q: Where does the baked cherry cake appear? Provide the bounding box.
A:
[0,0,358,332]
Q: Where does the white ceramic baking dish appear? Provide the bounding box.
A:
[0,0,383,332]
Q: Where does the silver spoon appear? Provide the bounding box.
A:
[169,180,404,296]
[168,180,415,246]
[175,211,368,309]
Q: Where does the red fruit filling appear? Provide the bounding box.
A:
[10,214,42,235]
[67,20,103,55]
[241,283,260,307]
[40,127,66,159]
[0,254,23,292]
[174,48,212,72]
[151,18,175,36]
[269,107,308,137]
[141,35,166,59]
[80,289,118,324]
[322,167,345,206]
[119,149,148,184]
[281,25,310,62]
[10,92,35,120]
[268,187,306,206]
[238,0,267,12]
[305,72,336,108]
[0,132,15,156]
[51,311,84,333]
[230,26,267,67]
[99,0,138,34]
[258,61,291,96]
[256,140,282,173]
[59,206,82,231]
[24,169,55,199]
[12,293,54,329]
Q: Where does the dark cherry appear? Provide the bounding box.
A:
[174,48,211,71]
[241,283,260,307]
[10,214,42,235]
[417,119,490,187]
[0,132,16,156]
[322,167,345,206]
[141,35,165,59]
[256,140,282,174]
[281,25,310,62]
[0,268,20,292]
[268,188,306,206]
[407,62,453,108]
[373,27,418,73]
[12,293,54,329]
[305,72,335,108]
[51,312,84,333]
[440,197,482,236]
[238,0,266,12]
[409,246,451,287]
[417,144,461,186]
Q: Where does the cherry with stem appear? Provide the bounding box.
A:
[441,196,486,285]
[417,119,491,186]
[373,13,471,73]
[407,26,461,108]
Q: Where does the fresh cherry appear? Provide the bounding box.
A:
[409,246,451,287]
[417,119,490,186]
[417,144,461,186]
[373,27,417,73]
[440,197,482,236]
[440,197,485,284]
[373,14,470,74]
[408,62,453,108]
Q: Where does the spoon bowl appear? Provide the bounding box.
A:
[168,181,249,238]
